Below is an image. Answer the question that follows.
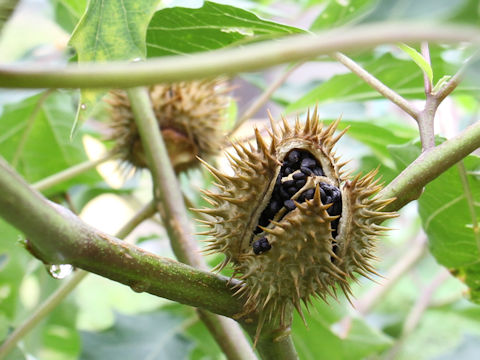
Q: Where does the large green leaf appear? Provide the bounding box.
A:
[51,0,88,33]
[388,140,480,302]
[69,0,160,136]
[146,1,303,57]
[79,311,193,360]
[287,51,477,112]
[0,92,100,195]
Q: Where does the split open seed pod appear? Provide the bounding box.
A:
[196,109,396,335]
[107,80,230,173]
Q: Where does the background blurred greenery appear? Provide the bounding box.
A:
[0,0,479,359]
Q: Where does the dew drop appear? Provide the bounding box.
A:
[47,264,74,279]
[130,280,150,293]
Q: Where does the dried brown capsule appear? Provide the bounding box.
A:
[197,109,396,334]
[107,80,230,173]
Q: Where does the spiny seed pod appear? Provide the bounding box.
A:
[107,80,230,173]
[197,109,396,334]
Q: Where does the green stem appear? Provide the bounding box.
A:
[127,86,201,268]
[32,151,116,192]
[0,24,480,89]
[0,200,157,359]
[379,120,480,211]
[0,156,244,317]
[127,87,257,359]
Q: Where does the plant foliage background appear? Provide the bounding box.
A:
[0,0,479,359]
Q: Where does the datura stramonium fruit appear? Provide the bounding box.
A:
[197,110,396,332]
[107,80,230,173]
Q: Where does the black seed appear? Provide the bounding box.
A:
[301,158,316,169]
[300,150,312,159]
[313,167,324,176]
[284,199,296,211]
[292,172,306,180]
[327,200,342,216]
[301,166,313,176]
[319,187,326,203]
[276,173,282,185]
[269,200,282,214]
[282,179,295,188]
[287,150,300,164]
[283,167,293,176]
[295,179,306,188]
[253,237,271,255]
[288,186,297,196]
[278,185,289,198]
[303,188,315,200]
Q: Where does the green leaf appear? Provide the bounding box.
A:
[388,140,480,302]
[79,311,194,360]
[146,1,303,57]
[51,0,88,33]
[397,43,433,85]
[418,155,480,268]
[310,0,378,31]
[0,92,100,195]
[69,0,160,136]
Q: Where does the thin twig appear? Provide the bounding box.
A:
[229,62,303,136]
[0,200,157,360]
[32,151,117,191]
[1,24,480,89]
[331,52,419,120]
[11,90,53,167]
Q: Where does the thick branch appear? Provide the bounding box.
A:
[0,24,480,89]
[0,200,156,359]
[379,120,480,211]
[0,156,244,317]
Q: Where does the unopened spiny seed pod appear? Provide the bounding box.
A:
[197,109,396,334]
[107,80,230,173]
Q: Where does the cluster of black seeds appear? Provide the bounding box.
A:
[252,149,343,255]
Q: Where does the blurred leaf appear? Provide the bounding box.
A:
[292,300,392,360]
[361,0,477,24]
[287,51,478,112]
[0,220,27,320]
[395,305,480,360]
[79,311,193,360]
[310,0,378,31]
[146,1,303,57]
[397,43,433,84]
[69,0,159,136]
[0,92,101,195]
[23,270,80,360]
[50,0,87,33]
